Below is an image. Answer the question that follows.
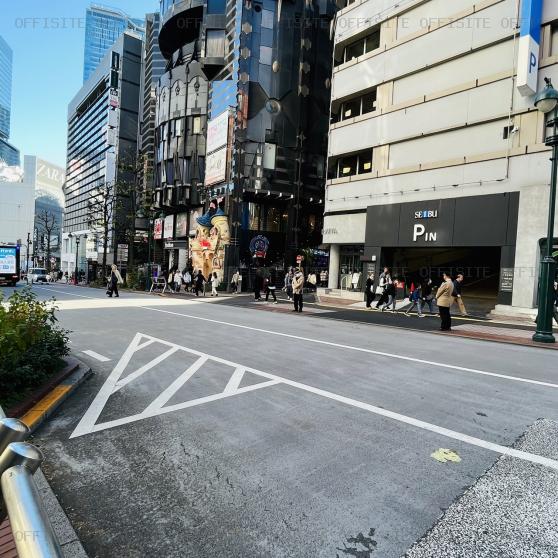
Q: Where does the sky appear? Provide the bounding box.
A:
[0,0,159,168]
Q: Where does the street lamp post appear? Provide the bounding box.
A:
[533,78,558,343]
[74,236,80,286]
[146,218,153,291]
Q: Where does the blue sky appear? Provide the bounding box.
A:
[0,0,159,168]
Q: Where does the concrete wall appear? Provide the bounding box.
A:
[0,179,35,247]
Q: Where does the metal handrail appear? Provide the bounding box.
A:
[0,416,64,557]
[2,466,64,558]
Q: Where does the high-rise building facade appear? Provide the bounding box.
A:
[0,35,20,166]
[322,0,558,317]
[83,4,145,83]
[63,32,143,276]
[138,12,166,197]
[153,0,337,282]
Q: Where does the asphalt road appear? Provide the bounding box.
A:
[3,283,558,557]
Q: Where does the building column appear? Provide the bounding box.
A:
[328,244,340,289]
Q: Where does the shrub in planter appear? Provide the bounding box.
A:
[0,288,69,409]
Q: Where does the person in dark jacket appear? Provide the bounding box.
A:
[365,272,375,309]
[420,279,435,316]
[553,280,558,325]
[452,273,467,316]
[381,278,397,312]
[194,270,206,297]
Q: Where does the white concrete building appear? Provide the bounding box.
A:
[323,0,558,317]
[0,160,36,270]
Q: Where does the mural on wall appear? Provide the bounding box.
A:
[189,206,230,281]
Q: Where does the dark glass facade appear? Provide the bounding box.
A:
[0,35,19,166]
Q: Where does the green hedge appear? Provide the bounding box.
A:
[0,288,69,409]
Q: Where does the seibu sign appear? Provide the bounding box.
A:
[413,208,439,242]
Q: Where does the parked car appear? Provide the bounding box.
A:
[27,268,48,283]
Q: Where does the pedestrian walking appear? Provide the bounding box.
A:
[173,269,182,293]
[452,273,467,316]
[351,270,361,291]
[265,277,278,303]
[292,267,304,312]
[381,277,397,312]
[284,269,293,301]
[194,270,205,297]
[254,269,263,301]
[436,272,454,331]
[307,271,317,292]
[231,270,240,293]
[211,272,220,296]
[405,283,423,316]
[365,272,375,308]
[182,269,192,292]
[320,269,327,287]
[106,264,123,298]
[375,267,391,308]
[419,279,435,316]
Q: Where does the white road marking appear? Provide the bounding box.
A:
[223,367,246,394]
[34,285,97,299]
[71,333,558,471]
[141,307,558,390]
[112,347,179,393]
[144,356,208,413]
[70,333,279,438]
[82,350,111,362]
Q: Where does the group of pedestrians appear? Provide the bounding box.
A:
[163,267,221,296]
[365,267,469,331]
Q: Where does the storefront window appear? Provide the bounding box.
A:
[339,245,364,290]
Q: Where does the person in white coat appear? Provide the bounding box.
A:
[173,269,182,293]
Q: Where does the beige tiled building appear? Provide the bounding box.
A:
[323,0,558,317]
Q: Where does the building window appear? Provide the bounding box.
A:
[336,28,381,66]
[329,149,373,179]
[334,88,377,122]
[193,116,202,134]
[206,29,225,58]
[551,22,558,56]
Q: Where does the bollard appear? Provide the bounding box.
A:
[1,466,64,558]
[0,417,30,457]
[0,442,43,523]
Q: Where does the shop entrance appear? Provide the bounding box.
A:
[382,246,502,313]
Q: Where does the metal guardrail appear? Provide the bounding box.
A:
[0,416,63,557]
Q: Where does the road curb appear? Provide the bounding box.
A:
[18,356,92,433]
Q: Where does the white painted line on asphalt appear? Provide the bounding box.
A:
[71,333,558,472]
[142,307,558,390]
[144,356,208,413]
[82,350,111,362]
[112,346,179,393]
[34,285,97,299]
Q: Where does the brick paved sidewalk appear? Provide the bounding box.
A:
[0,519,17,558]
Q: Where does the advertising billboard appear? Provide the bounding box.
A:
[153,218,163,240]
[164,215,174,239]
[204,147,227,187]
[175,213,188,237]
[0,247,17,274]
[206,110,229,154]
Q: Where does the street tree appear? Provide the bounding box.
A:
[35,208,59,272]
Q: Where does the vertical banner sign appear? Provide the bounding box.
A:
[517,0,543,96]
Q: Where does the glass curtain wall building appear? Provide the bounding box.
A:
[64,32,143,276]
[0,35,20,166]
[138,12,166,197]
[83,4,145,83]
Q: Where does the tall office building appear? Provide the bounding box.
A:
[138,12,166,196]
[83,4,144,83]
[0,35,20,166]
[63,32,143,276]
